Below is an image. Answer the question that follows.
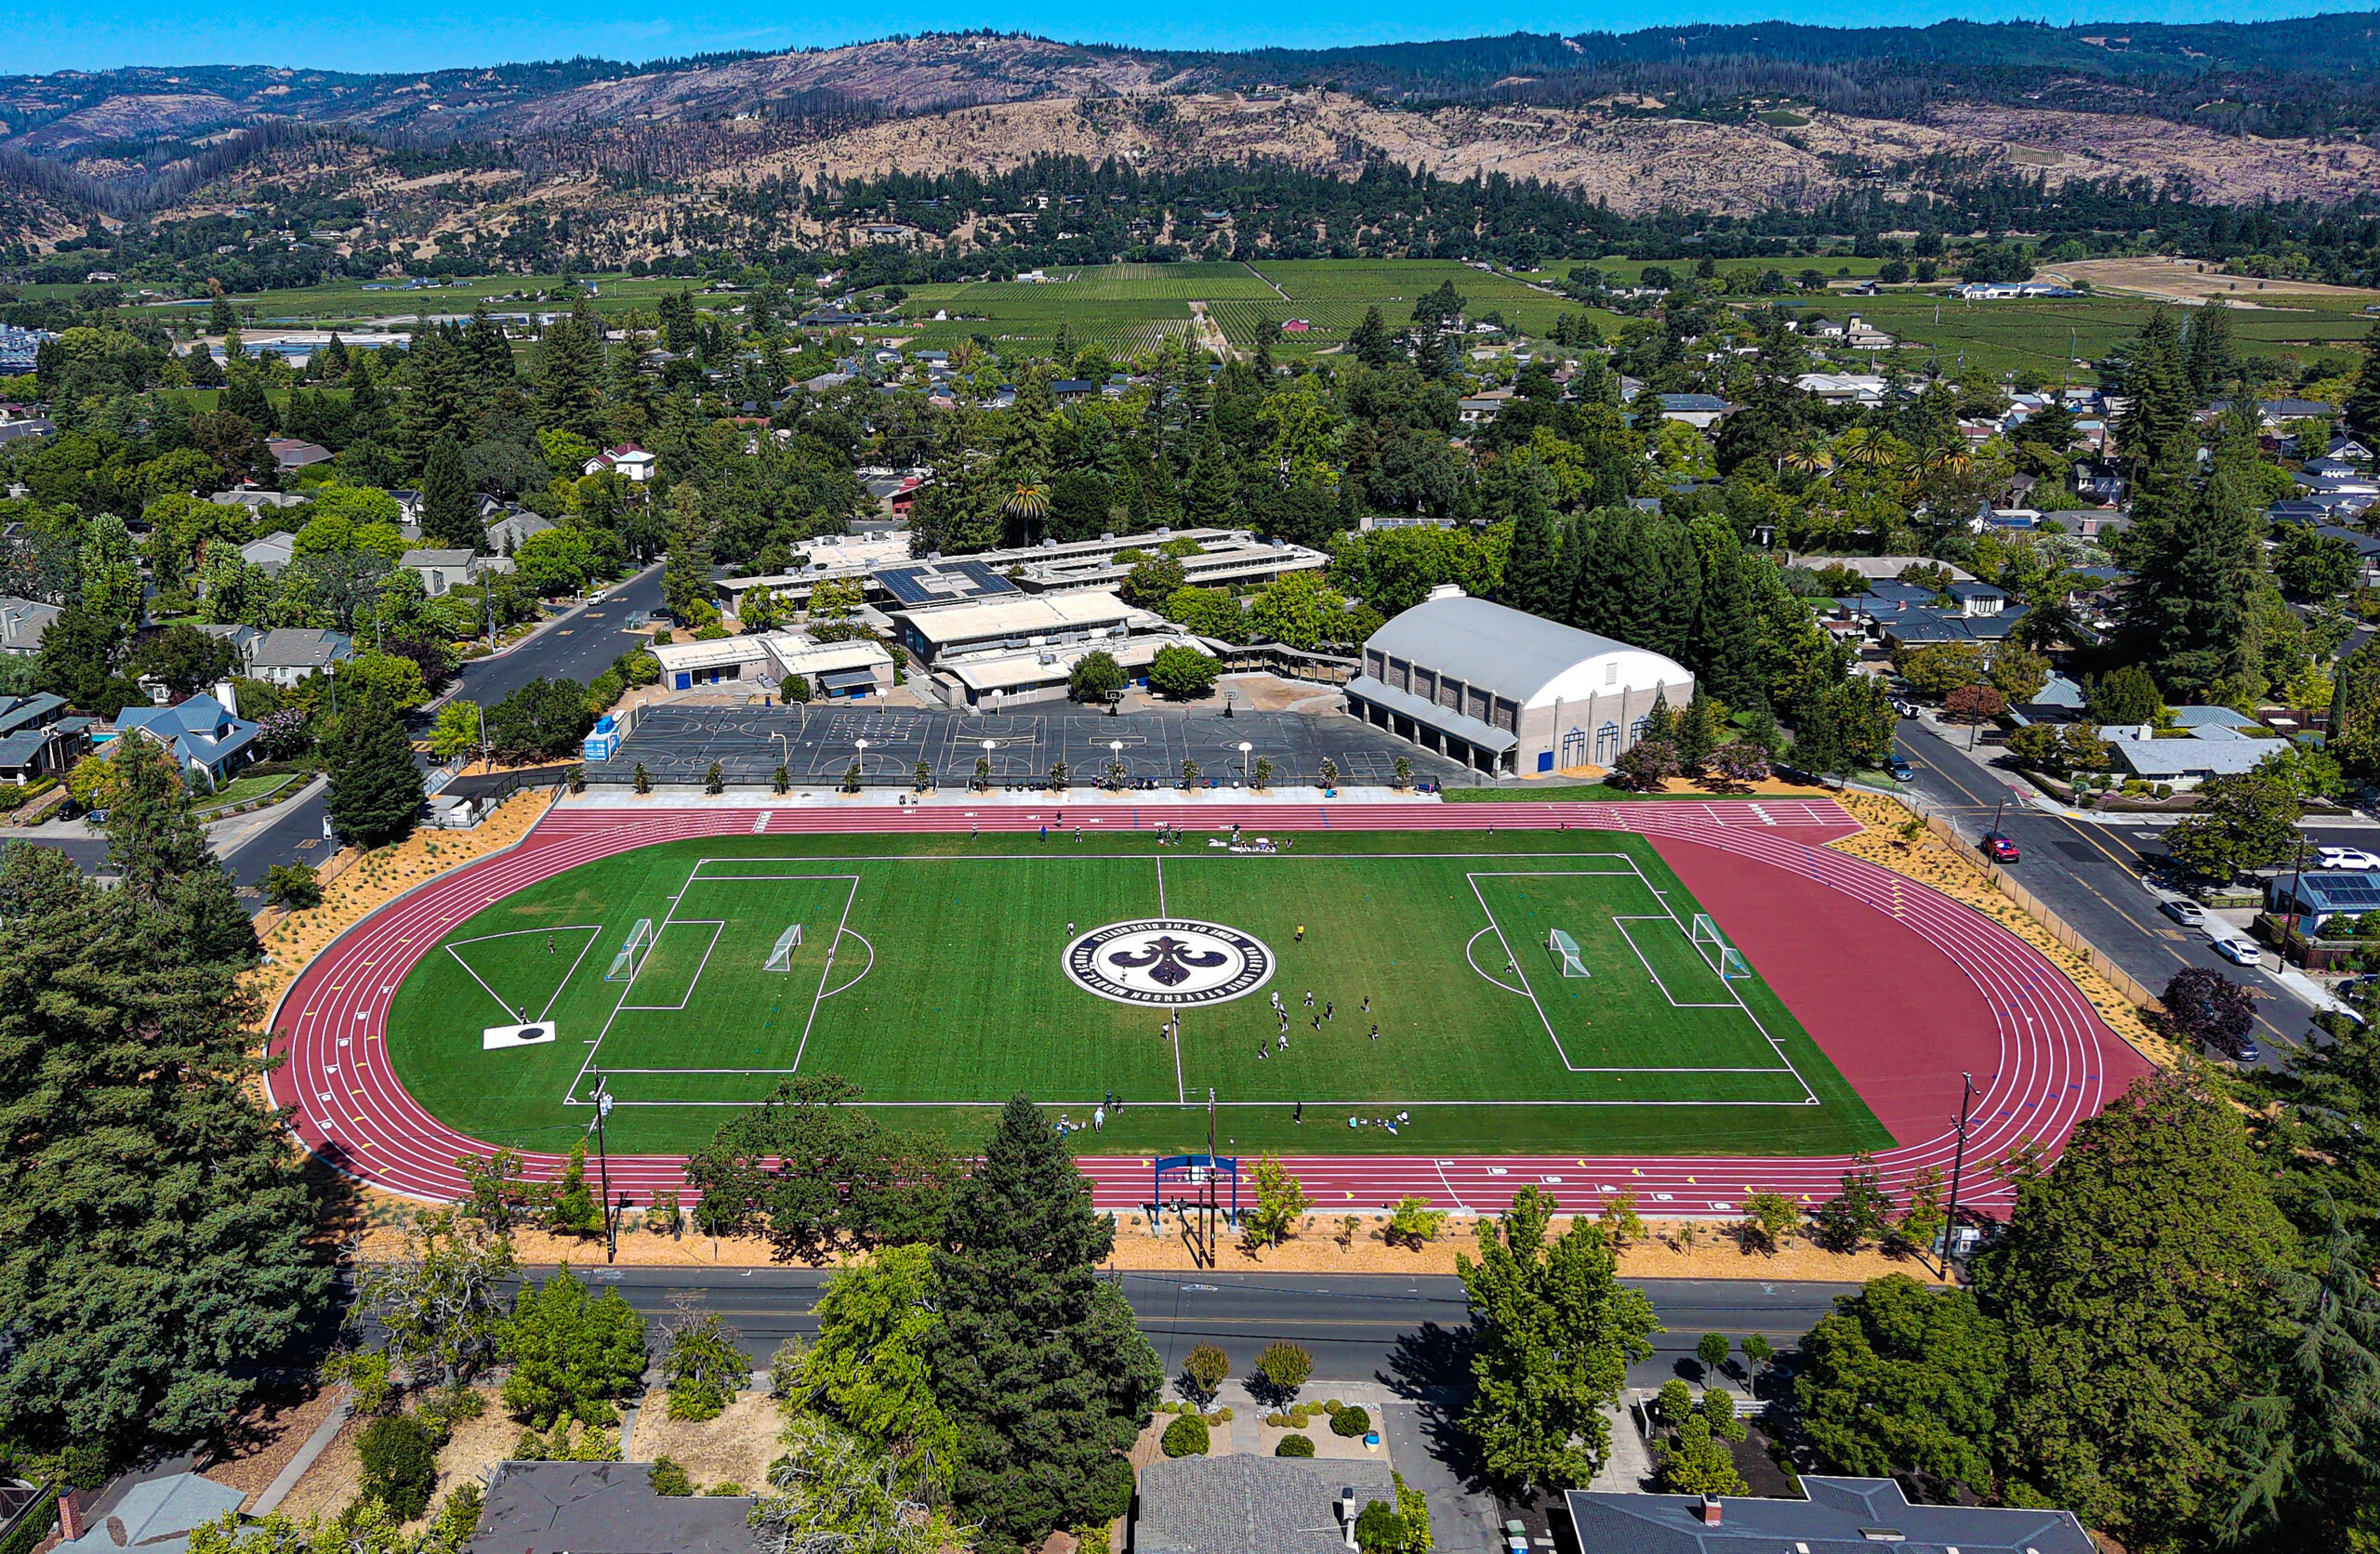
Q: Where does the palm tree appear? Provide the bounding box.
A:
[1921,441,1973,479]
[1001,481,1050,533]
[1833,426,1889,472]
[1783,438,1833,479]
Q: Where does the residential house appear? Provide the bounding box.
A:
[239,532,297,576]
[210,487,309,515]
[1133,1453,1396,1554]
[0,595,59,655]
[465,1462,758,1554]
[484,508,556,555]
[0,417,56,448]
[266,437,333,472]
[2267,871,2380,934]
[1657,394,1737,429]
[1564,1479,2093,1554]
[583,444,655,482]
[401,548,495,597]
[193,623,263,668]
[1051,379,1097,404]
[114,693,258,784]
[2097,716,2283,789]
[247,627,354,688]
[54,1470,247,1554]
[0,691,93,783]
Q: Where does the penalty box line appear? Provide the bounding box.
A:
[1466,871,1803,1082]
[1610,853,1818,1107]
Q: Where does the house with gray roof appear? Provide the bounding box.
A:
[485,508,556,555]
[1348,586,1695,777]
[0,691,92,781]
[2097,721,2283,788]
[1564,1479,2095,1553]
[239,532,297,577]
[55,1470,245,1554]
[248,627,354,688]
[401,547,498,597]
[1135,1454,1395,1554]
[0,595,59,655]
[465,1461,758,1554]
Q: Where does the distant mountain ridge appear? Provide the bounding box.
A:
[5,12,2377,156]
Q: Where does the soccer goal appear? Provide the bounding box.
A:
[1545,928,1590,979]
[1689,913,1753,981]
[763,922,803,971]
[604,919,655,981]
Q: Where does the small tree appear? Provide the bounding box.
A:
[781,673,812,704]
[914,757,932,791]
[1738,1191,1802,1255]
[1393,755,1412,790]
[633,761,652,794]
[1180,1342,1230,1405]
[1246,1153,1311,1250]
[774,764,790,794]
[1181,758,1200,789]
[1386,1196,1448,1249]
[1254,1342,1315,1405]
[1318,757,1340,790]
[358,1413,439,1521]
[704,760,724,795]
[265,863,322,908]
[1811,1152,1896,1253]
[547,1141,604,1238]
[1250,755,1276,790]
[1897,1165,1949,1257]
[1943,682,2005,725]
[842,759,862,794]
[649,1456,694,1496]
[1613,738,1680,791]
[1740,1333,1774,1380]
[1697,1333,1730,1377]
[973,755,992,791]
[1068,651,1128,704]
[662,1299,747,1422]
[499,1266,651,1429]
[1598,1192,1646,1248]
[2161,967,2257,1056]
[1147,643,1220,700]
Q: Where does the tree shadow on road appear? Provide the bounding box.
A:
[1380,1320,1488,1489]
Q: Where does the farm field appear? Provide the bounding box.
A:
[382,829,1892,1159]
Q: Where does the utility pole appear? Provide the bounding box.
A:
[592,1081,616,1262]
[2282,836,2313,965]
[1940,1071,1976,1278]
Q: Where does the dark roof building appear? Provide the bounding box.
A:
[1135,1454,1395,1554]
[466,1461,759,1554]
[1564,1479,2095,1554]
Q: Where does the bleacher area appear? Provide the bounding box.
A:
[582,705,1474,789]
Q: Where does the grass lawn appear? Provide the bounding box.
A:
[196,771,299,810]
[385,830,1891,1159]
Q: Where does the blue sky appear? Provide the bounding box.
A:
[19,0,2347,76]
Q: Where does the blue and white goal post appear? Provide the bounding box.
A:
[763,922,803,971]
[1545,928,1589,979]
[1690,913,1752,981]
[604,918,655,981]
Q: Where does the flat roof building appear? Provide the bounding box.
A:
[894,589,1147,665]
[1346,586,1694,777]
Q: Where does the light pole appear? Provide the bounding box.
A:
[591,1081,616,1263]
[1940,1071,1975,1277]
[853,737,869,793]
[1109,739,1124,791]
[980,738,997,792]
[1237,740,1252,788]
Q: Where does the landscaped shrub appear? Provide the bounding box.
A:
[1255,1341,1315,1403]
[1330,1404,1372,1438]
[1276,1433,1316,1457]
[1161,1415,1211,1457]
[706,1482,745,1495]
[358,1413,438,1521]
[648,1457,693,1496]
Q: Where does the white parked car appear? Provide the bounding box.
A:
[2159,897,2207,928]
[2213,936,2264,968]
[2319,847,2380,871]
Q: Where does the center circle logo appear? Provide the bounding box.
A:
[1064,919,1275,1007]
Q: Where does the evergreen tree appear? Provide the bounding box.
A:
[2346,322,2380,447]
[2113,309,2196,474]
[929,1097,1161,1550]
[1500,495,1564,620]
[2185,300,2237,398]
[663,518,714,626]
[1686,517,1762,709]
[399,323,475,468]
[2223,1205,2380,1549]
[419,438,478,550]
[538,292,607,446]
[463,303,515,394]
[2122,434,2262,701]
[221,368,279,436]
[1975,1072,2295,1551]
[0,735,329,1468]
[1348,305,1396,369]
[325,696,427,849]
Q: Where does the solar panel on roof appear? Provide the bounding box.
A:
[875,560,1021,607]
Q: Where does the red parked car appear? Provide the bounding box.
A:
[1981,832,2020,863]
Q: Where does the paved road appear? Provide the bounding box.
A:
[448,564,665,710]
[502,1264,1853,1391]
[219,782,335,892]
[1892,717,2318,1058]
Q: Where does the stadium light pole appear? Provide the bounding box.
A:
[592,1083,616,1263]
[1109,740,1124,791]
[1237,740,1252,787]
[1939,1071,1975,1278]
[980,738,997,793]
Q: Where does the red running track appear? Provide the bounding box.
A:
[265,798,2149,1218]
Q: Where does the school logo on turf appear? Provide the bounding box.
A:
[1064,919,1275,1007]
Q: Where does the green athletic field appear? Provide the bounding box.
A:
[383,830,1894,1158]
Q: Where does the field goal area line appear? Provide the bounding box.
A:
[1466,865,1820,1105]
[567,863,862,1109]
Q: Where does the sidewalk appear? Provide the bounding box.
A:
[553,784,1435,808]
